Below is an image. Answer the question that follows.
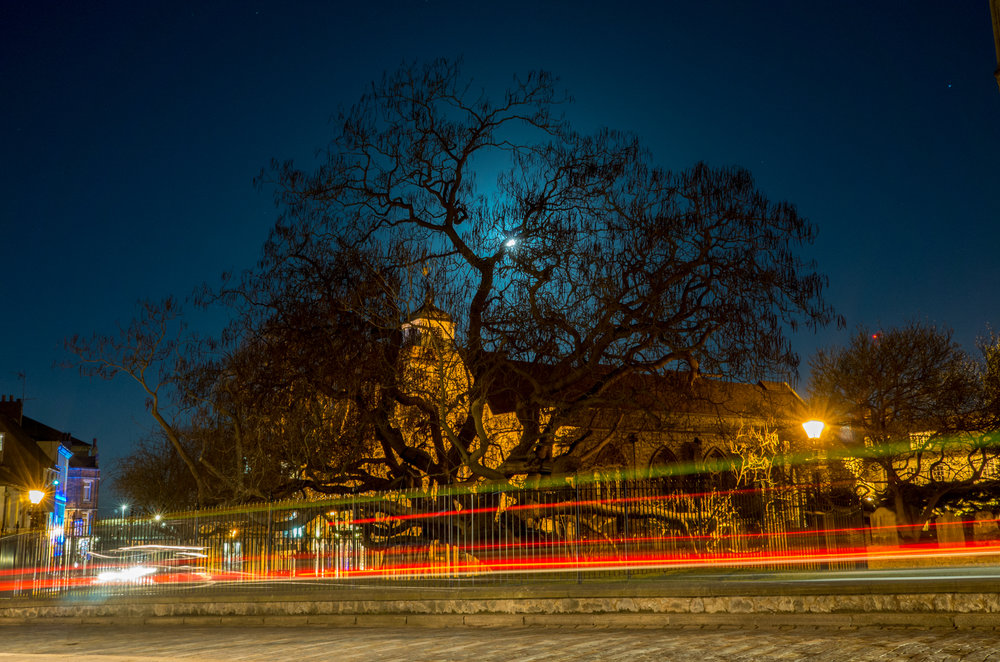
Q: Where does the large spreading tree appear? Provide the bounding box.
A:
[225,59,839,489]
[73,59,840,506]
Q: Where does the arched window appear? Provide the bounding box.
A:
[583,443,629,500]
[649,446,682,494]
[703,448,738,494]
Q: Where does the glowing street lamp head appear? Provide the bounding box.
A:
[28,489,45,505]
[802,420,825,440]
[504,237,517,248]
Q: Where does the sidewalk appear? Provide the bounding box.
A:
[2,623,1000,661]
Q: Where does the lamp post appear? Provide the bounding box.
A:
[25,488,48,588]
[801,420,829,493]
[120,504,129,545]
[28,489,45,530]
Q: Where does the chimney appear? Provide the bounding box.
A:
[0,396,23,425]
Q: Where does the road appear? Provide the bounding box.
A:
[1,624,999,661]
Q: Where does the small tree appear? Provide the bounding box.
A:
[980,329,1000,430]
[809,322,992,541]
[728,421,786,490]
[112,431,200,513]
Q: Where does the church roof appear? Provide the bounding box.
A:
[480,361,805,427]
[410,299,452,322]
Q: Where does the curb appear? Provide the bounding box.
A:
[0,611,993,629]
[4,590,1000,629]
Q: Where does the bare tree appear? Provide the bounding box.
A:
[178,333,378,500]
[65,298,216,505]
[72,60,842,505]
[809,322,993,541]
[65,299,318,506]
[727,421,787,490]
[66,291,390,506]
[111,431,200,513]
[980,329,1000,430]
[222,58,841,492]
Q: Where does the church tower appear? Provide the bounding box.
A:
[401,297,456,350]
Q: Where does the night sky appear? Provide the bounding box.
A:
[2,1,998,512]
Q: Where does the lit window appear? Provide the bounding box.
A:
[909,431,932,450]
[931,463,948,482]
[82,481,92,502]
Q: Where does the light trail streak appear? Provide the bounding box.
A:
[343,482,852,526]
[8,514,991,590]
[9,444,1000,596]
[7,538,1000,593]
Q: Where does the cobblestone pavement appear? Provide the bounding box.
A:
[2,625,1000,661]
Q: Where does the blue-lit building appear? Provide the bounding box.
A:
[0,396,100,544]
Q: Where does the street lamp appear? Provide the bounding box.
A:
[802,420,825,440]
[801,420,829,489]
[119,504,130,544]
[27,489,45,531]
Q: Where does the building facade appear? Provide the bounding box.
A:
[396,302,816,488]
[0,396,100,539]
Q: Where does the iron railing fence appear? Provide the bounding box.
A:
[0,476,868,599]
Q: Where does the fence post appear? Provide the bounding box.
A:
[265,502,272,579]
[623,474,631,581]
[575,478,582,584]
